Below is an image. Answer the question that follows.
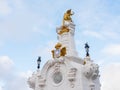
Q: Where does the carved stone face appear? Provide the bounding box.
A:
[52,72,63,84]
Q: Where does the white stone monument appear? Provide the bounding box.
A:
[28,9,101,90]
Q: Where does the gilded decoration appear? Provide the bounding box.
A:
[83,60,86,65]
[51,43,66,58]
[58,26,69,35]
[60,47,66,56]
[63,9,74,25]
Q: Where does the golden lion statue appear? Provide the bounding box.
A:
[63,9,74,25]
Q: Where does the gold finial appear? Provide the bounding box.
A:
[63,9,74,25]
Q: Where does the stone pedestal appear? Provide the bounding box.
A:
[56,22,78,57]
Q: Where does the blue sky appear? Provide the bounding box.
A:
[0,0,120,90]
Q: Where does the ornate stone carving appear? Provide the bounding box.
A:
[67,68,77,88]
[83,60,99,80]
[38,77,46,87]
[54,63,60,72]
[48,57,65,67]
[83,59,100,89]
[27,72,36,89]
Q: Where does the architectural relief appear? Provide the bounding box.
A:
[67,68,77,88]
[28,72,36,89]
[83,58,99,80]
[38,76,46,87]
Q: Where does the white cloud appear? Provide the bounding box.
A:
[101,63,120,90]
[77,1,120,41]
[4,71,32,90]
[0,56,33,90]
[83,30,120,40]
[0,56,32,90]
[102,44,120,56]
[0,65,32,90]
[0,1,55,42]
[0,0,25,16]
[11,0,24,9]
[102,31,119,39]
[0,86,2,90]
[0,56,14,78]
[0,0,12,15]
[19,70,33,79]
[0,80,4,90]
[0,56,14,69]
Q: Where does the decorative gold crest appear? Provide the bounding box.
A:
[51,43,67,58]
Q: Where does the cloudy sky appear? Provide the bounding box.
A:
[0,0,120,90]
